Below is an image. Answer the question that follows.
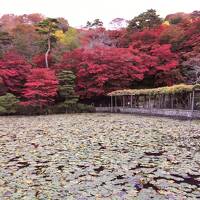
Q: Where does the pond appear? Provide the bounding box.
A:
[0,113,200,199]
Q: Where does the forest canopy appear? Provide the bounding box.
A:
[0,10,199,114]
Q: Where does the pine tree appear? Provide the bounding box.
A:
[57,70,78,110]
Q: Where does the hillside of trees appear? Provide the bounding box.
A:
[0,10,199,114]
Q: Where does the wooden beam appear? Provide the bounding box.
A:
[171,95,174,109]
[189,93,192,109]
[111,96,113,112]
[115,96,117,107]
[191,91,195,111]
[131,95,133,108]
[148,96,151,109]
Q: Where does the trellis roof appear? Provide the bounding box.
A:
[108,84,200,96]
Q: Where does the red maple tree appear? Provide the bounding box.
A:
[21,68,58,107]
[0,51,31,95]
[61,47,145,98]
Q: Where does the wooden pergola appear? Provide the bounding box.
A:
[108,84,200,111]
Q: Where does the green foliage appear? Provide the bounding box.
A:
[55,27,80,51]
[86,19,103,28]
[128,9,162,31]
[159,25,185,51]
[36,18,59,34]
[35,18,60,46]
[12,25,42,59]
[0,93,19,115]
[0,30,12,58]
[170,17,183,25]
[35,18,67,68]
[75,103,95,112]
[57,70,78,110]
[108,84,200,96]
[50,103,95,113]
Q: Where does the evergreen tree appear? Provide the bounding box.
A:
[0,93,19,114]
[128,9,162,31]
[57,70,78,110]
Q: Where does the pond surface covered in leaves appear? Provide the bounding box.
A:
[0,113,200,200]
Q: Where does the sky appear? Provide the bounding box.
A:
[0,0,200,27]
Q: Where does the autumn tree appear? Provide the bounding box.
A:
[0,14,44,32]
[32,54,54,67]
[12,24,42,59]
[0,77,7,95]
[80,28,112,48]
[129,28,179,86]
[108,29,130,47]
[159,25,185,51]
[21,68,58,108]
[61,47,144,98]
[0,27,13,57]
[109,18,128,30]
[55,27,80,51]
[0,51,31,95]
[182,56,200,84]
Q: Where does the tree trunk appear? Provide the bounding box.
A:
[45,35,51,68]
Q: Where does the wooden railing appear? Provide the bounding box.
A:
[95,107,200,119]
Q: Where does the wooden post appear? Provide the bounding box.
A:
[171,95,174,109]
[111,96,113,112]
[135,96,137,108]
[148,96,151,109]
[163,95,166,108]
[160,95,162,108]
[131,95,133,108]
[189,93,192,109]
[115,96,117,108]
[191,90,195,111]
[123,96,125,108]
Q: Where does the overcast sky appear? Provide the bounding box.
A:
[0,0,199,27]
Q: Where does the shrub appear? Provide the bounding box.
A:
[76,103,95,113]
[0,93,19,115]
[49,103,95,114]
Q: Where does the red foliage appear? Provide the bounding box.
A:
[181,19,200,59]
[79,28,112,48]
[108,29,130,47]
[129,29,179,85]
[32,54,53,67]
[0,77,7,95]
[0,51,31,95]
[21,68,58,107]
[61,47,145,98]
